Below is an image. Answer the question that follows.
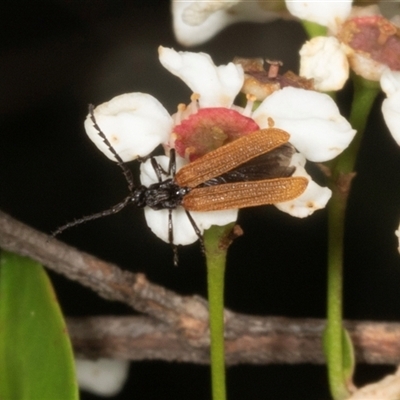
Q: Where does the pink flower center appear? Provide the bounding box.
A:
[340,16,400,71]
[173,107,259,161]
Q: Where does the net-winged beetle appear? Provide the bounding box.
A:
[53,105,308,265]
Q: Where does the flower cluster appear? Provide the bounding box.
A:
[85,47,355,246]
[293,3,400,149]
[298,4,400,88]
[172,1,400,142]
[171,0,400,250]
[172,0,285,47]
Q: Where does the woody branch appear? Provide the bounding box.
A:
[1,210,400,365]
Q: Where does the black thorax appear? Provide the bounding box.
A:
[132,179,191,210]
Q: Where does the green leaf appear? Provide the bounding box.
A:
[323,325,354,399]
[342,328,355,388]
[0,251,79,400]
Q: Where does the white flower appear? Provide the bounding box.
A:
[285,0,352,33]
[336,9,400,82]
[396,222,400,254]
[251,84,356,217]
[252,87,356,162]
[140,155,237,244]
[84,93,173,162]
[76,358,129,396]
[85,47,355,245]
[274,153,332,217]
[159,46,243,108]
[347,365,400,399]
[300,36,350,91]
[290,3,400,84]
[381,68,400,145]
[172,0,352,47]
[172,0,282,46]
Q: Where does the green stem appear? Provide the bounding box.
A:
[301,20,327,38]
[203,224,234,400]
[324,76,380,399]
[325,186,348,400]
[334,75,380,175]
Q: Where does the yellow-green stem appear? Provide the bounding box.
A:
[203,224,234,400]
[333,75,380,176]
[325,186,348,399]
[301,20,327,38]
[324,76,380,399]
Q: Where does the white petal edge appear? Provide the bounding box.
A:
[381,69,400,145]
[382,92,400,146]
[144,206,238,245]
[159,46,244,109]
[84,93,173,162]
[252,87,356,162]
[299,36,349,91]
[140,156,237,245]
[395,221,400,254]
[347,365,400,399]
[285,0,352,32]
[381,68,400,98]
[76,358,129,396]
[172,0,280,47]
[275,153,332,217]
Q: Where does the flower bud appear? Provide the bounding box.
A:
[300,36,350,91]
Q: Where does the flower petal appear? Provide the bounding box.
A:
[381,68,400,97]
[300,36,350,91]
[84,93,173,162]
[144,206,237,245]
[275,153,332,217]
[252,87,356,162]
[159,46,244,108]
[395,221,400,254]
[76,358,129,396]
[285,0,352,32]
[381,69,400,145]
[172,0,281,47]
[140,156,237,245]
[382,91,400,145]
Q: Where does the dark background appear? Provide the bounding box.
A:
[1,1,400,399]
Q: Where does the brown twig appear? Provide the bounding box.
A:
[68,315,400,365]
[0,210,210,341]
[1,210,400,365]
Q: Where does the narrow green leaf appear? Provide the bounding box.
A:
[0,251,79,400]
[342,328,355,387]
[323,325,355,399]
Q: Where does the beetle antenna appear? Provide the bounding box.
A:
[88,104,135,193]
[52,196,132,237]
